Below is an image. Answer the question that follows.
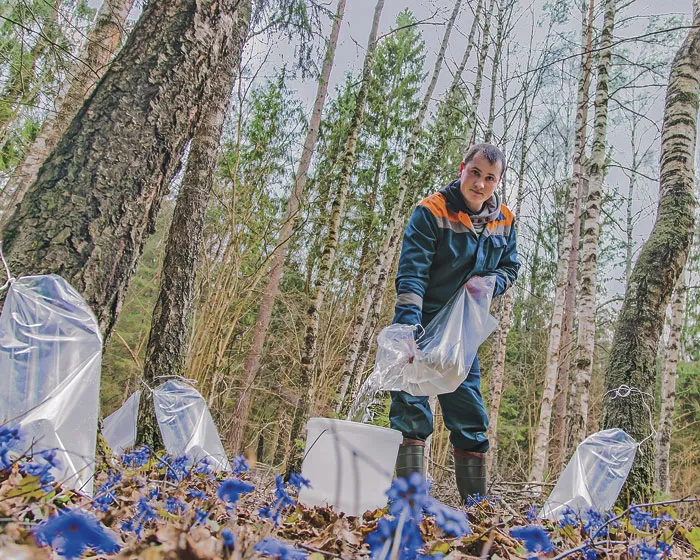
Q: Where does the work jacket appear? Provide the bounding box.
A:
[393,180,520,328]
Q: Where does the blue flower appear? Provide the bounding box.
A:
[34,509,120,559]
[583,508,607,536]
[526,504,538,523]
[582,545,598,559]
[558,506,579,528]
[274,475,297,509]
[288,472,311,490]
[629,542,663,560]
[657,540,672,557]
[194,457,213,475]
[188,489,207,501]
[232,455,249,475]
[148,486,161,501]
[258,504,282,526]
[194,508,209,526]
[365,515,423,560]
[122,446,150,468]
[221,528,235,547]
[164,497,186,515]
[509,525,554,555]
[217,478,254,506]
[121,497,157,537]
[387,472,431,517]
[20,451,58,492]
[0,426,21,470]
[93,472,122,512]
[254,537,307,559]
[423,497,470,537]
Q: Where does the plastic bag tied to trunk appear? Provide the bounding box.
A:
[102,390,141,456]
[153,380,231,472]
[374,276,497,396]
[539,428,638,521]
[0,275,102,495]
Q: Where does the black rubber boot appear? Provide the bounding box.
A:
[454,449,487,502]
[395,440,425,479]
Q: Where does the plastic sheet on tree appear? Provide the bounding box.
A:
[153,380,231,472]
[0,275,102,495]
[102,390,141,456]
[539,428,638,520]
[373,276,498,396]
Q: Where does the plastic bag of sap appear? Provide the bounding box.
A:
[153,380,231,472]
[539,428,638,521]
[375,276,498,397]
[0,275,102,494]
[102,390,141,456]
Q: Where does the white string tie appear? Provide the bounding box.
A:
[604,384,657,447]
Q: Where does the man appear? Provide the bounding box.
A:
[391,142,519,500]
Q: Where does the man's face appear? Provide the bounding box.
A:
[458,152,503,213]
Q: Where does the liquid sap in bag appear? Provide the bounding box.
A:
[153,380,231,472]
[374,276,498,396]
[102,390,141,456]
[539,428,637,521]
[0,275,102,494]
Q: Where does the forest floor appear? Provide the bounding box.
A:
[0,434,698,560]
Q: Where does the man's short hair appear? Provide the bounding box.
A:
[463,143,506,177]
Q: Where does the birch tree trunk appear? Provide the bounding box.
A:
[462,0,496,149]
[549,0,595,476]
[335,0,464,411]
[603,0,699,503]
[286,0,385,467]
[567,0,616,454]
[2,0,136,225]
[226,0,346,453]
[529,0,593,484]
[655,276,685,494]
[2,0,251,339]
[135,6,252,449]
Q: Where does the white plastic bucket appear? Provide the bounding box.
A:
[298,418,403,516]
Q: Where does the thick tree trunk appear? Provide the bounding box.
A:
[226,0,347,454]
[655,277,685,494]
[2,0,136,225]
[335,0,463,412]
[603,1,699,504]
[135,5,251,449]
[529,0,593,484]
[286,0,385,470]
[2,0,249,339]
[567,0,616,454]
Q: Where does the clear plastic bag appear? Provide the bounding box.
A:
[102,390,141,456]
[539,428,638,520]
[375,276,497,396]
[153,380,231,472]
[0,275,102,494]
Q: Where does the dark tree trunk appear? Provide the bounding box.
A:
[602,2,699,504]
[135,5,252,449]
[2,0,249,340]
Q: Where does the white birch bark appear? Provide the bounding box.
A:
[567,0,617,454]
[528,0,593,484]
[655,276,685,494]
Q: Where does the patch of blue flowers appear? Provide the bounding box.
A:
[34,509,120,560]
[254,536,308,559]
[258,473,310,526]
[365,473,470,560]
[509,525,555,556]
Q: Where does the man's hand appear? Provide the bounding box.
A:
[465,275,494,298]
